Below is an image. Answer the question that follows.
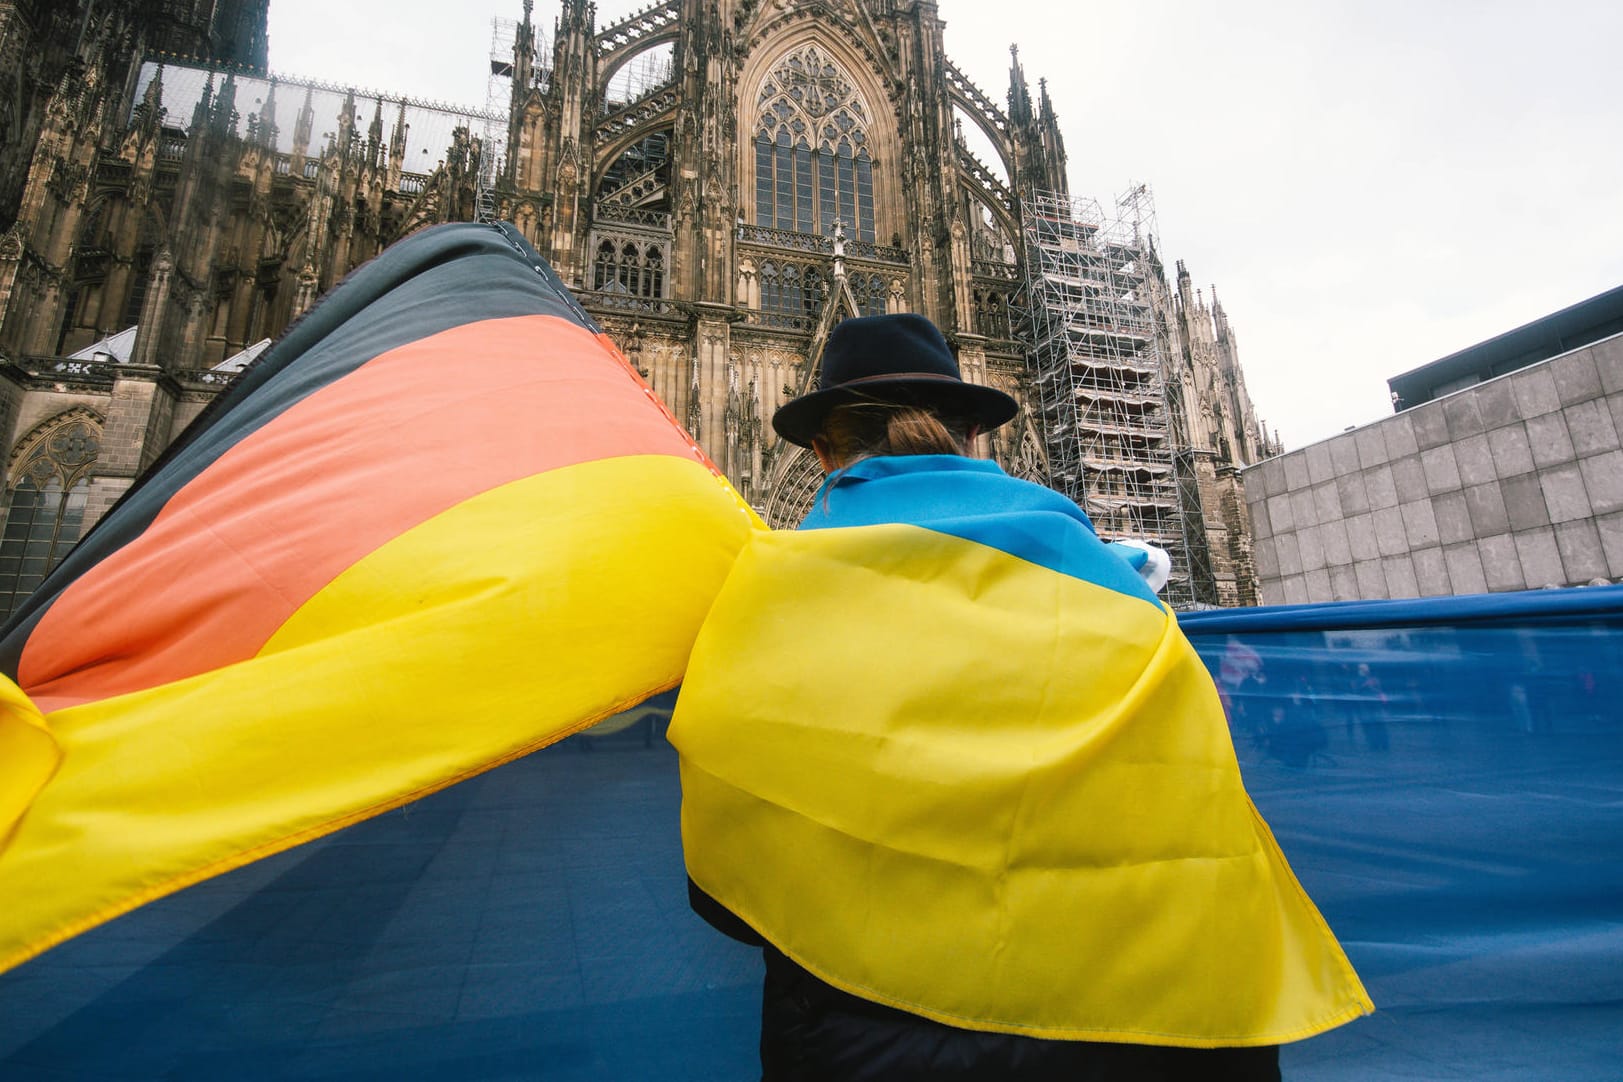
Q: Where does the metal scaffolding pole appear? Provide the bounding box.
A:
[477,17,519,224]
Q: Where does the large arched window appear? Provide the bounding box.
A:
[754,44,876,242]
[0,412,100,617]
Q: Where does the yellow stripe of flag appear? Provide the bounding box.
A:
[0,455,756,973]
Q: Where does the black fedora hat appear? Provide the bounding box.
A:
[771,313,1019,448]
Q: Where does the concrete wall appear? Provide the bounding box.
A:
[1244,332,1623,604]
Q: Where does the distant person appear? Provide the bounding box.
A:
[1352,662,1390,751]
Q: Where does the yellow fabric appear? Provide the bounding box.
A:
[0,678,59,845]
[0,455,756,974]
[670,525,1372,1046]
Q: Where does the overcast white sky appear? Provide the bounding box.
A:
[266,0,1623,450]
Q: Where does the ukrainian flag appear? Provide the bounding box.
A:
[0,222,756,973]
[670,455,1372,1046]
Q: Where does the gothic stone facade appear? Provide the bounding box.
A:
[0,0,1272,613]
[1151,258,1278,606]
[493,0,1077,527]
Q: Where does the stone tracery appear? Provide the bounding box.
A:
[753,44,876,243]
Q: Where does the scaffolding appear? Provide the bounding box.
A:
[477,17,520,223]
[603,42,676,108]
[1018,185,1200,609]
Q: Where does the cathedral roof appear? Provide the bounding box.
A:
[132,61,501,170]
[214,339,272,373]
[67,326,138,364]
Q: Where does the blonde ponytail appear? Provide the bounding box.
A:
[819,398,971,468]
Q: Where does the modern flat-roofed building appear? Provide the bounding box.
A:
[1245,291,1623,604]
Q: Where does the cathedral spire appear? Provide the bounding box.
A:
[257,78,279,148]
[1034,76,1067,194]
[214,72,240,138]
[192,73,215,132]
[134,64,166,136]
[514,0,536,91]
[1007,45,1032,127]
[368,99,385,165]
[1006,48,1065,196]
[386,99,409,189]
[390,100,409,162]
[1212,286,1234,345]
[292,84,315,165]
[558,0,596,36]
[336,89,357,156]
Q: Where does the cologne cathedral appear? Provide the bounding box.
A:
[0,0,1277,613]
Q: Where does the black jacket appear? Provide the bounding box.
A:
[689,881,1282,1082]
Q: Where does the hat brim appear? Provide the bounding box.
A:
[771,377,1019,449]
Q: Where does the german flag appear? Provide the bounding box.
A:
[0,222,757,973]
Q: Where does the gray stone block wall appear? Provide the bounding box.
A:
[1244,332,1623,604]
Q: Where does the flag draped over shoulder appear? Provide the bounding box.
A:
[0,222,757,974]
[669,456,1372,1047]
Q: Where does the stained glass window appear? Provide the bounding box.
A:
[0,416,99,618]
[754,45,876,242]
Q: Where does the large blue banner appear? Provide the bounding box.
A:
[1,589,1618,1078]
[1182,585,1623,1079]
